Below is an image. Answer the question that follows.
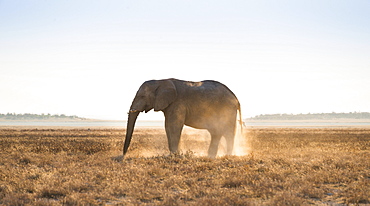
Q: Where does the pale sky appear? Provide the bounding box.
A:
[1,1,369,120]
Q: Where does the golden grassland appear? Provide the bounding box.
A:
[0,127,369,205]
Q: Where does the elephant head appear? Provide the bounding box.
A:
[123,79,177,156]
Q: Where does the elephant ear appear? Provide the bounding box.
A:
[154,80,177,111]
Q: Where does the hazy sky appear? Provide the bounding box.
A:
[1,1,369,120]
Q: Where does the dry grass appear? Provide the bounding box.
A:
[0,127,369,205]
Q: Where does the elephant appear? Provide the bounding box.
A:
[123,78,243,158]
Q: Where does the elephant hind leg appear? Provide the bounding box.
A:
[224,133,235,155]
[224,127,236,155]
[207,132,222,158]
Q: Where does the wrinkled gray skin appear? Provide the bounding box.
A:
[123,78,242,158]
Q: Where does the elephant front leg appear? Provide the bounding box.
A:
[164,112,185,154]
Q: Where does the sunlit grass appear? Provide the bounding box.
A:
[0,127,369,205]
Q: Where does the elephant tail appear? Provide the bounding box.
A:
[237,102,243,134]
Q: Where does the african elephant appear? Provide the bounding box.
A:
[123,78,243,158]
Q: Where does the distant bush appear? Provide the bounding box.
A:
[0,113,86,120]
[249,112,370,120]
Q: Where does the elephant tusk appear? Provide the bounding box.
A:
[128,109,139,114]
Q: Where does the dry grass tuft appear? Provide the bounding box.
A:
[0,127,369,205]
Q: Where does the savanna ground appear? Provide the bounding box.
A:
[0,126,369,205]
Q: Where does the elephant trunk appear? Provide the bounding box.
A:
[123,110,140,157]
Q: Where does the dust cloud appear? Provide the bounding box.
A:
[125,120,251,158]
[180,127,210,156]
[233,123,250,156]
[181,123,251,157]
[214,111,251,157]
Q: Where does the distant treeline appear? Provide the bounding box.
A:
[0,113,86,120]
[249,112,370,120]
